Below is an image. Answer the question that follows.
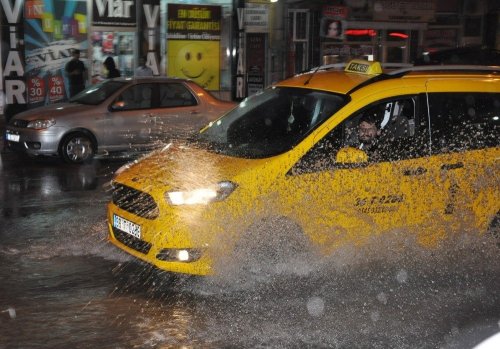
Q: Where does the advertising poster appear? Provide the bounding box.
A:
[321,6,348,41]
[246,33,265,96]
[1,0,26,115]
[24,0,88,106]
[167,4,221,91]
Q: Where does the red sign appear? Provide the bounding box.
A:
[25,1,43,19]
[48,76,65,102]
[322,6,349,19]
[28,77,45,104]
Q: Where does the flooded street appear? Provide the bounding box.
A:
[1,149,499,349]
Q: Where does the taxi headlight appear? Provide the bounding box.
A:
[166,181,237,206]
[26,119,55,129]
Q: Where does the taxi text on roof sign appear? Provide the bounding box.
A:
[345,60,383,75]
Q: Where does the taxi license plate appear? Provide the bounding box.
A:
[6,133,20,142]
[113,214,141,239]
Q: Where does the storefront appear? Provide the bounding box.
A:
[319,1,434,65]
[0,0,238,115]
[286,0,497,76]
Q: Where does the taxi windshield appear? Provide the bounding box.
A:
[198,87,347,158]
[69,80,127,105]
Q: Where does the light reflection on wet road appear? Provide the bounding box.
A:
[0,149,499,349]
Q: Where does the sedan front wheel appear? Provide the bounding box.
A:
[59,132,96,164]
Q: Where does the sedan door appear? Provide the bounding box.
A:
[149,82,210,141]
[98,83,156,151]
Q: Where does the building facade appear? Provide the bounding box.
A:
[1,0,498,116]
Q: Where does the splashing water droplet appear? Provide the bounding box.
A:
[396,269,408,283]
[307,296,325,317]
[377,292,388,305]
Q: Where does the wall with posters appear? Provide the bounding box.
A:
[1,0,87,114]
[1,0,234,116]
[24,0,88,106]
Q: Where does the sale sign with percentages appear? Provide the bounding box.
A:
[28,77,46,104]
[48,75,65,102]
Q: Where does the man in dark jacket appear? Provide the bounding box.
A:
[65,49,87,98]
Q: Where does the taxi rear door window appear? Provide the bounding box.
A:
[428,92,500,153]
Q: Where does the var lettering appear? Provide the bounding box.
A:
[0,0,23,23]
[95,0,133,18]
[143,4,159,28]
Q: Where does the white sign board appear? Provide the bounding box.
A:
[244,5,269,33]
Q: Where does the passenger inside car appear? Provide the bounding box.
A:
[357,114,381,151]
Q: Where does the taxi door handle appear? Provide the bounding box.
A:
[403,167,427,176]
[441,162,464,171]
[190,110,200,114]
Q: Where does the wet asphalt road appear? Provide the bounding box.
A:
[0,118,499,349]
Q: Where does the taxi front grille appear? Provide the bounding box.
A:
[112,227,152,254]
[112,183,159,219]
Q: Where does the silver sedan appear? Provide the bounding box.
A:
[5,77,236,163]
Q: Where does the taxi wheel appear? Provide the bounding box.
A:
[488,213,499,247]
[59,132,96,164]
[235,216,315,269]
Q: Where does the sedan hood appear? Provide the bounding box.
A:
[13,102,93,120]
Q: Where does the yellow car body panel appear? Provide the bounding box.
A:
[107,61,500,276]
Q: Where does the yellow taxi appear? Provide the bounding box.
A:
[107,60,499,276]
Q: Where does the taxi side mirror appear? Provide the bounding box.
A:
[336,147,368,164]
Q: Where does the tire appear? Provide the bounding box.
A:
[488,212,499,247]
[233,216,316,274]
[59,132,96,164]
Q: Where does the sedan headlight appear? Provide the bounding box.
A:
[166,181,237,206]
[26,119,56,129]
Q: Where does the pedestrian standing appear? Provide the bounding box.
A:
[65,48,87,97]
[103,56,121,79]
[135,56,153,77]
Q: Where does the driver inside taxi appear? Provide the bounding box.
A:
[357,114,381,151]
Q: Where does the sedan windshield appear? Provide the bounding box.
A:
[198,87,348,158]
[69,80,127,105]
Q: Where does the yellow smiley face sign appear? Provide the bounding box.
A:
[168,41,220,90]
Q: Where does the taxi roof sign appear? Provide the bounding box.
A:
[345,59,383,75]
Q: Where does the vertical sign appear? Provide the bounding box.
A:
[167,4,221,91]
[235,7,245,100]
[24,0,87,106]
[246,33,264,96]
[1,0,27,116]
[139,0,160,75]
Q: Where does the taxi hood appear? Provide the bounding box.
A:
[114,141,273,192]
